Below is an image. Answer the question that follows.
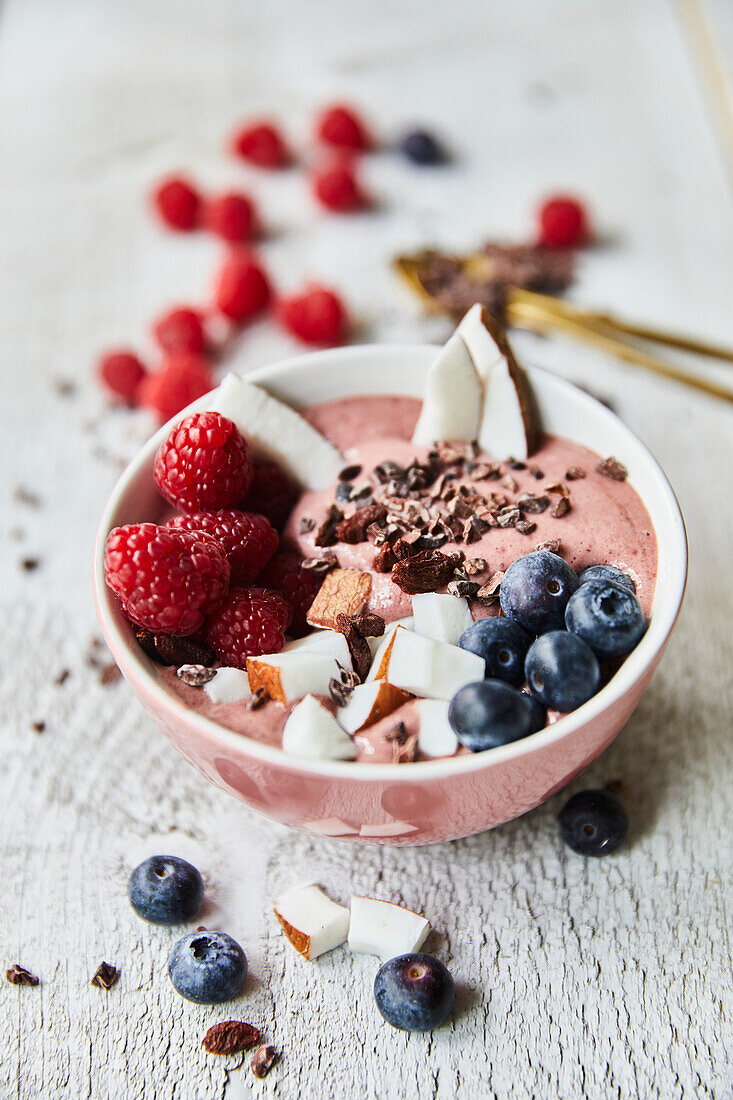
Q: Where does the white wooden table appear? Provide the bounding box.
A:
[2,2,732,1096]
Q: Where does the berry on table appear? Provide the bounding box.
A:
[448,679,537,752]
[537,195,588,248]
[458,617,532,688]
[230,120,289,168]
[207,587,291,668]
[152,307,206,354]
[525,631,600,712]
[154,411,253,513]
[257,551,322,637]
[137,352,214,422]
[128,855,204,924]
[559,788,628,856]
[152,175,201,231]
[312,159,367,212]
[277,286,348,345]
[398,129,446,165]
[104,523,230,636]
[203,192,257,243]
[168,510,278,586]
[168,930,247,1004]
[578,564,636,593]
[500,551,579,634]
[240,462,299,532]
[315,104,371,151]
[565,579,646,658]
[97,350,147,403]
[213,251,271,323]
[374,954,455,1032]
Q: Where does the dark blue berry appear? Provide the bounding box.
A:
[500,551,579,634]
[448,679,536,751]
[525,631,600,711]
[523,692,547,733]
[398,129,446,165]
[374,953,455,1031]
[559,789,628,856]
[578,564,635,593]
[458,617,532,687]
[168,931,247,1004]
[565,580,646,657]
[128,855,204,925]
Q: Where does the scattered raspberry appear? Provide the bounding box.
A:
[230,121,289,168]
[154,411,253,513]
[138,353,214,422]
[104,523,230,636]
[240,461,298,532]
[214,251,271,323]
[168,510,278,586]
[152,307,206,354]
[312,160,366,212]
[97,350,147,403]
[152,175,201,231]
[203,193,257,243]
[206,587,291,668]
[537,196,589,248]
[315,105,371,151]
[258,552,321,638]
[277,286,348,346]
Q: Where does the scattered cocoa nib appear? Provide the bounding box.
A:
[147,632,217,668]
[298,516,315,535]
[517,494,549,514]
[6,964,38,986]
[251,1044,279,1079]
[32,721,46,734]
[550,497,571,518]
[91,961,119,990]
[476,571,504,604]
[336,504,387,544]
[99,663,122,686]
[177,664,217,688]
[246,689,266,711]
[391,549,457,595]
[495,507,521,529]
[536,538,562,553]
[55,669,70,686]
[501,475,519,493]
[335,483,352,503]
[463,557,487,576]
[14,486,41,508]
[565,466,586,481]
[544,481,570,498]
[351,484,373,504]
[596,456,628,481]
[202,1020,261,1056]
[21,557,40,572]
[447,578,479,598]
[54,378,76,398]
[351,614,385,638]
[338,464,362,482]
[506,458,527,470]
[314,505,344,547]
[528,465,544,480]
[335,614,373,681]
[301,552,339,575]
[373,460,405,483]
[329,676,350,707]
[515,519,537,535]
[373,545,396,573]
[385,721,418,763]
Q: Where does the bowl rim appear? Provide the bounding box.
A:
[93,344,688,782]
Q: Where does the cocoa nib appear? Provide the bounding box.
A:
[373,545,396,573]
[335,614,373,681]
[536,538,562,553]
[476,571,504,604]
[136,629,216,668]
[176,664,217,688]
[565,466,586,480]
[91,961,119,990]
[251,1044,279,1079]
[596,456,628,481]
[517,493,549,514]
[385,721,418,764]
[6,964,38,986]
[447,578,479,598]
[515,519,537,535]
[391,549,457,595]
[301,552,339,575]
[463,557,487,576]
[246,689,266,711]
[99,663,122,686]
[550,497,571,518]
[351,613,385,638]
[338,464,362,482]
[314,505,344,547]
[202,1020,261,1056]
[298,516,315,535]
[335,504,387,544]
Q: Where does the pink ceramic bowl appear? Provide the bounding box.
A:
[93,346,687,845]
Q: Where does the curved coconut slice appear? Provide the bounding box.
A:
[281,695,357,761]
[411,333,482,447]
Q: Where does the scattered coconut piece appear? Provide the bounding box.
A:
[274,883,350,960]
[337,681,412,734]
[377,629,485,701]
[248,652,340,705]
[416,699,459,758]
[203,667,251,704]
[281,695,357,761]
[411,592,473,646]
[348,897,430,958]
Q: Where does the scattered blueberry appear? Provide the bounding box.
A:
[565,579,646,658]
[448,679,536,751]
[168,931,247,1004]
[525,631,600,711]
[559,789,628,856]
[500,551,579,634]
[398,129,446,165]
[458,617,532,687]
[578,565,636,593]
[128,855,204,925]
[523,691,548,733]
[374,953,455,1031]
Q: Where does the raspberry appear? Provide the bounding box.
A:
[240,461,298,532]
[538,196,589,248]
[152,175,201,231]
[312,159,366,212]
[97,350,147,403]
[258,551,321,638]
[315,104,371,151]
[203,193,257,243]
[138,353,214,422]
[154,411,253,513]
[214,250,271,323]
[206,587,290,668]
[152,307,206,354]
[230,120,289,168]
[104,523,230,636]
[168,509,278,586]
[277,286,348,346]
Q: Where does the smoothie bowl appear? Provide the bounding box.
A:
[93,308,687,845]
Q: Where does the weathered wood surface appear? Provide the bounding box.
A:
[1,1,732,1097]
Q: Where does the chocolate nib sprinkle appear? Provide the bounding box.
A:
[202,1020,261,1055]
[463,557,487,576]
[536,538,562,553]
[544,481,570,498]
[515,519,537,535]
[335,504,387,544]
[314,505,344,547]
[246,689,266,711]
[517,494,549,514]
[597,456,628,481]
[21,557,40,572]
[32,721,46,734]
[447,578,479,598]
[550,497,571,518]
[298,516,315,534]
[565,466,586,481]
[385,721,418,763]
[251,1044,279,1079]
[99,663,122,686]
[91,961,119,990]
[6,964,38,986]
[55,669,70,686]
[476,571,504,604]
[391,549,457,595]
[177,664,217,687]
[335,614,373,681]
[338,464,362,482]
[301,552,339,575]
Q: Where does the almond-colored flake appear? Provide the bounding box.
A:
[306,568,372,630]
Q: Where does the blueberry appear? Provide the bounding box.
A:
[500,551,579,634]
[448,679,536,751]
[458,617,532,687]
[128,855,204,925]
[374,953,455,1031]
[398,129,446,165]
[525,631,600,711]
[565,580,646,658]
[523,691,547,733]
[578,565,635,593]
[168,931,247,1004]
[559,789,628,856]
